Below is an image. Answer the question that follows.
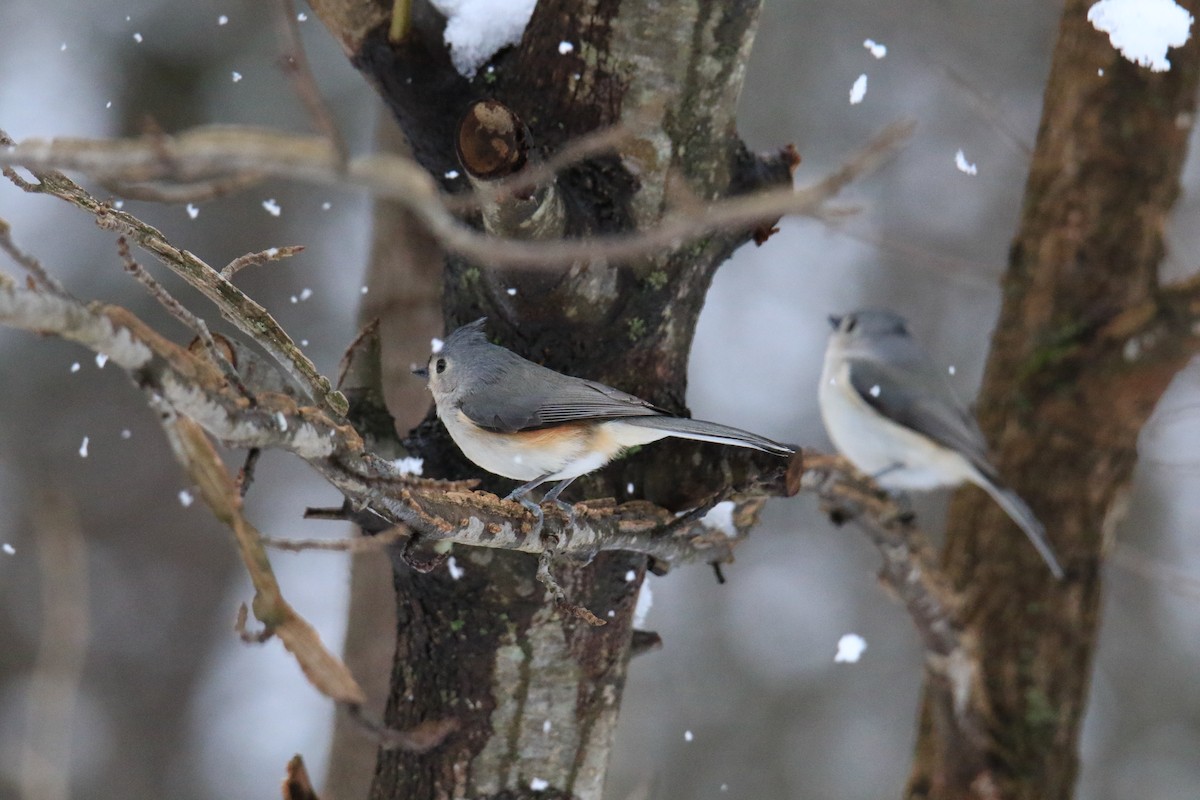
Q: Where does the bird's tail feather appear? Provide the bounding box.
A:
[622,416,796,457]
[977,478,1064,579]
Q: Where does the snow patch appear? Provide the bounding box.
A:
[179,489,195,507]
[431,337,445,354]
[393,456,424,476]
[834,633,868,663]
[954,149,978,176]
[529,777,549,791]
[863,38,887,58]
[700,500,738,538]
[447,556,465,580]
[849,73,868,104]
[633,581,653,628]
[1088,0,1192,72]
[429,0,539,78]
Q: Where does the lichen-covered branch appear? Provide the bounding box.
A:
[0,280,796,565]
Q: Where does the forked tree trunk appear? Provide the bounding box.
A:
[309,1,793,797]
[908,2,1200,797]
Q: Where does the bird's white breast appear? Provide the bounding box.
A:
[439,409,668,482]
[818,357,971,491]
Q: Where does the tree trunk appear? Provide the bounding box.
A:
[308,1,794,797]
[323,114,444,800]
[908,2,1200,797]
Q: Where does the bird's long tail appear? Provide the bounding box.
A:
[976,477,1064,579]
[621,416,796,457]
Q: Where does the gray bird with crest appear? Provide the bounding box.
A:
[414,318,795,533]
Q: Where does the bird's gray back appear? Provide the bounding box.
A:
[457,345,667,433]
[844,338,996,479]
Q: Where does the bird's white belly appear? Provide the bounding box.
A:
[819,361,968,491]
[440,410,668,482]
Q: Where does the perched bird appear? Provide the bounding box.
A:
[818,309,1063,578]
[414,318,794,532]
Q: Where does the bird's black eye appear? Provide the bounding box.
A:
[845,318,857,333]
[435,358,447,374]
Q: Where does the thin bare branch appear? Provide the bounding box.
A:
[102,171,267,203]
[282,755,321,800]
[238,448,262,498]
[537,534,607,627]
[0,216,69,296]
[160,410,365,705]
[264,526,410,553]
[345,705,459,753]
[0,120,914,269]
[221,245,305,280]
[0,163,346,415]
[275,0,349,164]
[116,236,249,397]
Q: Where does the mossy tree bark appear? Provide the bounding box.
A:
[309,1,793,797]
[908,2,1200,798]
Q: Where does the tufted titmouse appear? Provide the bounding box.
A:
[819,309,1063,579]
[414,318,794,531]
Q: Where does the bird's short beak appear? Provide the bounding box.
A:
[827,315,843,330]
[411,365,429,378]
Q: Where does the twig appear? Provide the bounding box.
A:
[275,0,348,164]
[800,453,985,730]
[235,602,273,644]
[160,409,366,705]
[0,160,346,415]
[102,171,267,203]
[388,0,412,42]
[116,236,250,397]
[263,526,410,553]
[0,216,69,296]
[238,448,262,498]
[345,704,459,752]
[221,245,305,280]
[537,534,606,627]
[927,58,1033,157]
[282,755,321,800]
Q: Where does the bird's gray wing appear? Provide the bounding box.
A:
[459,359,667,433]
[845,356,996,477]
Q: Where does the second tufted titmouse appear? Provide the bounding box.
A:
[819,309,1063,579]
[414,318,795,531]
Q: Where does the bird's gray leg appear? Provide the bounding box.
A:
[542,477,579,530]
[506,475,550,537]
